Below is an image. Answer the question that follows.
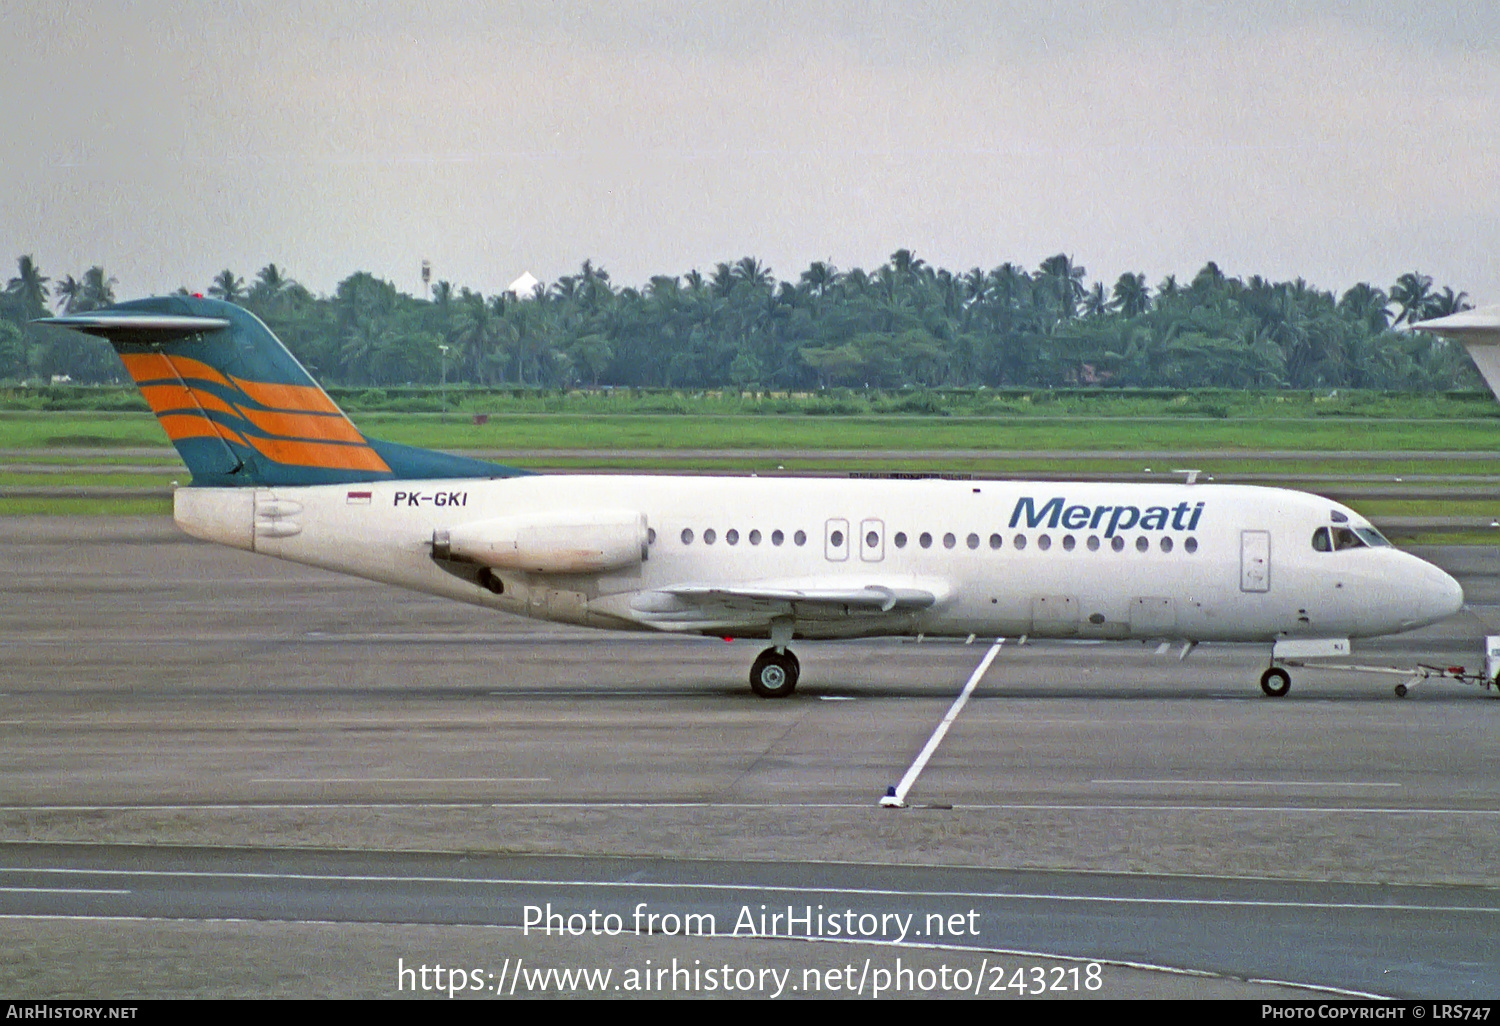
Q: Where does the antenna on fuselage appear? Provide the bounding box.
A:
[1172,469,1202,485]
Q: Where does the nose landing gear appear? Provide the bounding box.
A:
[750,647,800,698]
[1259,666,1292,697]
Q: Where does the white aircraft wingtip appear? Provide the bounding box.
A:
[1412,304,1500,404]
[1410,305,1500,336]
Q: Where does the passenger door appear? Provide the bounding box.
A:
[1241,530,1271,593]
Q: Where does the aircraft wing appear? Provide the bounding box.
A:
[626,577,948,632]
[1412,306,1500,402]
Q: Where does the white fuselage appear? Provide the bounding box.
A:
[174,475,1464,645]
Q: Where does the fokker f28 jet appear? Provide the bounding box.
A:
[44,297,1467,698]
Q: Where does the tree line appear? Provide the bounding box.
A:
[0,251,1480,393]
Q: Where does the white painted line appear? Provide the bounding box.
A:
[0,886,129,895]
[249,780,555,786]
[781,935,1386,1001]
[882,639,1004,807]
[1,868,1492,916]
[1091,780,1402,788]
[0,800,1496,816]
[0,914,1387,1000]
[951,803,1500,816]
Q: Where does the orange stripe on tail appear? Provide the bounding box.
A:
[139,384,241,420]
[245,435,391,473]
[138,383,195,415]
[237,406,367,445]
[118,352,177,384]
[231,376,342,415]
[163,355,234,390]
[157,412,249,447]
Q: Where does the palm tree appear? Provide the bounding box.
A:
[799,261,840,299]
[1423,286,1470,319]
[731,257,773,290]
[79,267,117,310]
[1037,254,1086,323]
[1081,282,1110,319]
[248,264,293,305]
[209,269,245,304]
[1111,272,1150,317]
[889,248,927,283]
[5,256,51,381]
[986,263,1029,310]
[1189,261,1227,298]
[1337,282,1390,334]
[54,275,83,313]
[576,259,613,313]
[6,256,50,319]
[710,262,736,299]
[1390,272,1433,326]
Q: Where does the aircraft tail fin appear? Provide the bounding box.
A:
[38,296,526,487]
[1412,306,1500,403]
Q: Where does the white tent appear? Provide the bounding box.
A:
[506,271,542,299]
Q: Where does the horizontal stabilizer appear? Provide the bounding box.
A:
[1412,306,1500,402]
[36,312,231,345]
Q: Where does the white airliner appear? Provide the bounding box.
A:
[44,297,1471,698]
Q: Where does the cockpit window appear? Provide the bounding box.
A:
[1316,525,1389,552]
[1330,510,1349,524]
[1332,527,1366,550]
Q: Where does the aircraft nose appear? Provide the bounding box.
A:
[1414,561,1465,625]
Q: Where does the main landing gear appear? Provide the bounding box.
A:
[1259,666,1292,698]
[750,647,800,698]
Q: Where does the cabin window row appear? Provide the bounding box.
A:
[674,526,1198,554]
[679,528,808,547]
[893,531,1198,554]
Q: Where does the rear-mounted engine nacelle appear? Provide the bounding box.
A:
[433,510,648,574]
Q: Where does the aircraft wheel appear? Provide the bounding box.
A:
[1259,667,1291,698]
[1394,683,1408,698]
[750,647,799,698]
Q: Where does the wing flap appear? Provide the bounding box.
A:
[664,583,936,612]
[627,577,946,632]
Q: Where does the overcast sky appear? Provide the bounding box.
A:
[4,1,1497,304]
